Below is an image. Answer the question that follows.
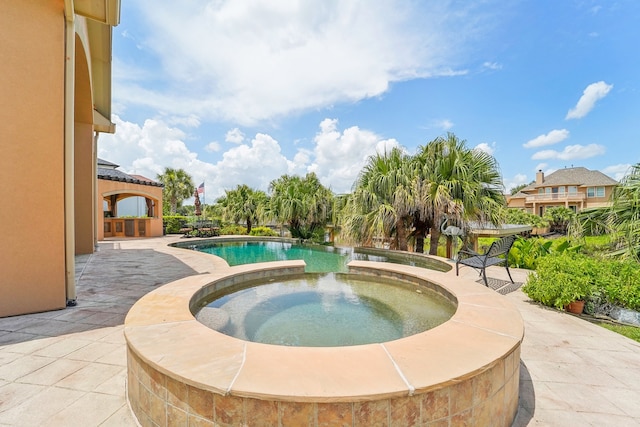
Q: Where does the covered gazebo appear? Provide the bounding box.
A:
[97,159,164,239]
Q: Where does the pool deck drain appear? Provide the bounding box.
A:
[0,236,639,426]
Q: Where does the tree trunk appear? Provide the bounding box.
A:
[396,218,409,252]
[413,218,429,253]
[429,228,441,255]
[246,217,252,234]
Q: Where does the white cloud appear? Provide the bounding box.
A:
[116,1,499,125]
[225,128,245,144]
[167,115,201,128]
[98,115,210,183]
[99,116,394,199]
[566,81,613,120]
[602,164,632,181]
[482,61,502,70]
[205,142,221,152]
[211,134,292,196]
[474,142,496,155]
[439,119,454,130]
[504,173,529,194]
[531,144,606,160]
[535,163,549,173]
[309,118,399,193]
[523,129,569,148]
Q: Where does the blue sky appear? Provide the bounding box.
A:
[99,0,640,202]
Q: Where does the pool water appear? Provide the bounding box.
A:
[193,240,444,272]
[196,273,455,347]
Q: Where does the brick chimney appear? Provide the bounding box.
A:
[536,169,544,185]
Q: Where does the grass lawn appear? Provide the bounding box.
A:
[598,322,640,343]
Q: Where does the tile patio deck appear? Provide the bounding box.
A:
[1,236,639,426]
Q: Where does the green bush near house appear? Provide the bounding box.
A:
[163,216,188,234]
[522,252,596,309]
[523,252,640,312]
[219,225,248,235]
[249,226,278,237]
[598,260,640,311]
[505,209,549,229]
[508,237,582,270]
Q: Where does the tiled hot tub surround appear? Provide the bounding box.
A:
[125,260,524,427]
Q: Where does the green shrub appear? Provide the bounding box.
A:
[600,260,640,311]
[522,252,596,309]
[163,216,188,234]
[249,226,278,237]
[219,225,247,235]
[509,237,552,269]
[523,252,640,312]
[505,209,549,228]
[508,237,582,270]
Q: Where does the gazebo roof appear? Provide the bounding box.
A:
[98,166,163,187]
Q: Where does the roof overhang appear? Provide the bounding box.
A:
[74,0,121,26]
[94,110,116,133]
[66,0,121,134]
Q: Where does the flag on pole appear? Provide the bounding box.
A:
[197,182,205,194]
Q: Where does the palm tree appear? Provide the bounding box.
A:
[341,147,416,251]
[156,167,195,215]
[218,184,267,234]
[267,173,333,240]
[608,163,640,258]
[414,133,505,255]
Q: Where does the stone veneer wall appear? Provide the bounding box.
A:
[127,342,520,426]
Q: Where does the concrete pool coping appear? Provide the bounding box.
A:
[124,259,523,405]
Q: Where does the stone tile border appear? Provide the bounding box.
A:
[124,260,523,426]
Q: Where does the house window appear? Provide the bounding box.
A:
[568,186,578,194]
[587,187,605,198]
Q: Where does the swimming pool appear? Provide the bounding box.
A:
[182,238,450,272]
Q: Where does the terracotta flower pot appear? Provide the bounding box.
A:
[565,300,585,314]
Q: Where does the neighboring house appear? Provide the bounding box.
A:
[1,2,120,317]
[507,167,618,216]
[97,159,164,239]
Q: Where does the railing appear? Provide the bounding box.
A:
[525,193,586,203]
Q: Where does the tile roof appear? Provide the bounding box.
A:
[97,158,119,168]
[98,167,163,187]
[520,167,617,192]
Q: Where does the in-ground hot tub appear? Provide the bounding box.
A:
[124,260,524,426]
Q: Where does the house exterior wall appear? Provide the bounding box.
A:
[75,122,96,255]
[0,1,68,316]
[507,184,616,215]
[0,1,116,317]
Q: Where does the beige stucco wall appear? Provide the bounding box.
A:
[75,122,96,255]
[0,1,68,316]
[97,180,164,240]
[507,185,616,215]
